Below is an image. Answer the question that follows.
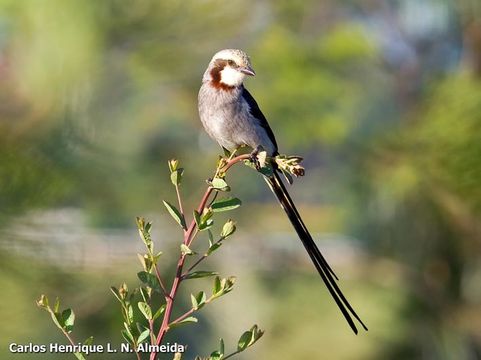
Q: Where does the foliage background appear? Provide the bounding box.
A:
[1,0,481,359]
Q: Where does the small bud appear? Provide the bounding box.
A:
[180,244,194,256]
[168,159,179,173]
[221,220,236,238]
[36,294,49,308]
[119,283,128,299]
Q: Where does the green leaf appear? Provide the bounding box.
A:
[194,209,214,231]
[138,302,152,320]
[211,198,241,212]
[237,330,251,352]
[190,294,198,309]
[137,271,161,292]
[211,178,230,191]
[169,316,198,329]
[219,338,225,355]
[54,297,60,313]
[36,294,49,309]
[209,351,222,360]
[137,254,147,271]
[193,210,201,228]
[170,168,184,186]
[136,217,153,250]
[223,277,236,294]
[206,242,222,255]
[138,328,150,344]
[212,276,236,298]
[145,221,152,232]
[83,336,94,346]
[202,218,214,231]
[213,276,222,295]
[251,324,264,344]
[180,244,195,256]
[121,328,134,345]
[201,211,214,229]
[127,304,134,324]
[208,230,214,247]
[184,271,218,280]
[210,338,225,359]
[73,352,86,360]
[139,287,148,303]
[163,200,186,229]
[50,311,63,330]
[62,309,75,333]
[110,287,123,303]
[191,291,207,310]
[201,208,213,222]
[237,325,264,352]
[244,158,274,176]
[153,304,166,320]
[220,220,236,238]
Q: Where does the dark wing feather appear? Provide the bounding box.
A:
[241,86,278,153]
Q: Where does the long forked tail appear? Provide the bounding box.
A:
[265,171,368,334]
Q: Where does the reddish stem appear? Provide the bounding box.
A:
[149,154,251,360]
[154,264,170,299]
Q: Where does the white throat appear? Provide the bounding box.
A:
[219,67,245,87]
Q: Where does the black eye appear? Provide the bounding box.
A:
[227,59,235,66]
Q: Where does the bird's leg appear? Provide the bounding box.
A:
[249,145,264,171]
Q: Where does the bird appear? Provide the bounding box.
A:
[198,49,368,334]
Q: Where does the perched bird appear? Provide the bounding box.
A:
[198,49,367,334]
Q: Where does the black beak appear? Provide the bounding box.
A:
[240,65,256,76]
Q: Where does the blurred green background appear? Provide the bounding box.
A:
[1,0,481,359]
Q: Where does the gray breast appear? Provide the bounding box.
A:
[198,83,276,155]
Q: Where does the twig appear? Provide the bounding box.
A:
[169,308,195,326]
[186,253,208,274]
[149,154,251,360]
[174,182,185,231]
[148,318,155,345]
[186,234,225,274]
[223,350,242,360]
[134,350,141,360]
[154,264,170,300]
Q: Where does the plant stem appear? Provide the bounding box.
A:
[170,308,195,325]
[175,183,185,230]
[148,318,155,344]
[154,264,170,299]
[149,154,251,360]
[186,235,225,273]
[223,350,242,360]
[61,328,78,348]
[186,253,208,273]
[134,350,141,360]
[58,325,86,360]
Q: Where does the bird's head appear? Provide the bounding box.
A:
[204,49,255,89]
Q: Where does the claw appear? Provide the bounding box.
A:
[249,146,263,171]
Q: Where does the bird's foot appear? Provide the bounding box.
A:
[249,146,264,171]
